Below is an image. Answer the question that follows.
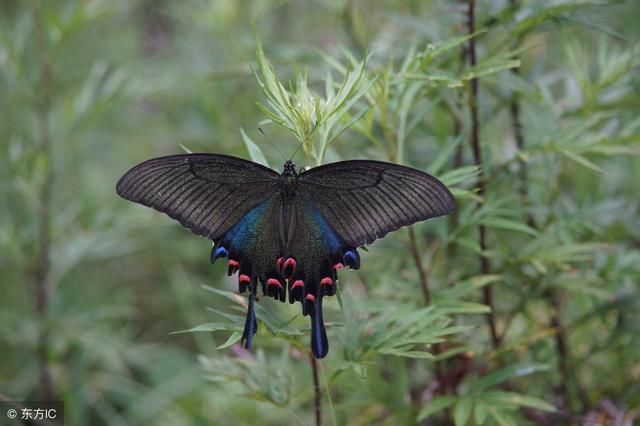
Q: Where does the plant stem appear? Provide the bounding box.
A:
[510,89,527,199]
[452,44,468,171]
[408,228,431,305]
[32,1,55,402]
[508,0,534,229]
[447,31,467,263]
[407,228,450,406]
[447,86,465,262]
[467,0,500,349]
[548,289,575,411]
[318,361,338,426]
[310,353,322,426]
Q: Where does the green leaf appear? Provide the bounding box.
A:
[432,346,476,362]
[240,128,270,168]
[205,307,246,323]
[172,322,242,334]
[454,397,473,426]
[469,274,503,287]
[402,71,462,86]
[483,391,556,412]
[201,286,244,304]
[327,103,372,146]
[437,301,491,314]
[216,331,243,349]
[513,0,610,37]
[417,396,457,421]
[435,274,503,300]
[461,58,521,81]
[423,30,487,61]
[450,187,483,203]
[467,363,551,394]
[378,348,434,359]
[428,134,465,175]
[488,407,517,426]
[479,217,539,236]
[178,143,193,154]
[440,165,481,186]
[558,148,605,174]
[474,400,488,424]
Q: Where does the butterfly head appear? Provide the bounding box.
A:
[283,160,297,177]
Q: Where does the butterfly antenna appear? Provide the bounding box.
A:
[290,120,319,161]
[258,128,287,162]
[288,134,309,162]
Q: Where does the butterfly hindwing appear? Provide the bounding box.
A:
[296,160,456,247]
[278,195,359,358]
[210,192,354,358]
[212,197,286,349]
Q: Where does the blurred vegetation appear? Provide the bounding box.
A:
[2,0,639,425]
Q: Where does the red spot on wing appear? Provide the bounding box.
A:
[276,257,283,269]
[228,259,240,268]
[306,294,315,302]
[292,280,304,289]
[284,257,297,271]
[239,274,251,284]
[333,262,344,270]
[283,257,297,278]
[320,277,333,286]
[267,278,283,288]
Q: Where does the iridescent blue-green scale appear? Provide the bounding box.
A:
[309,206,343,253]
[225,200,270,250]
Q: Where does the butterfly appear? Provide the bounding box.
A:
[116,154,456,358]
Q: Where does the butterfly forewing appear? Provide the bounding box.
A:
[116,154,279,240]
[296,160,456,247]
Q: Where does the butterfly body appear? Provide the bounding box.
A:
[116,154,455,358]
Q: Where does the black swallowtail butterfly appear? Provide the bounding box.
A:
[116,154,455,358]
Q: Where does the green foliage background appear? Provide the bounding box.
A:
[1,1,639,425]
